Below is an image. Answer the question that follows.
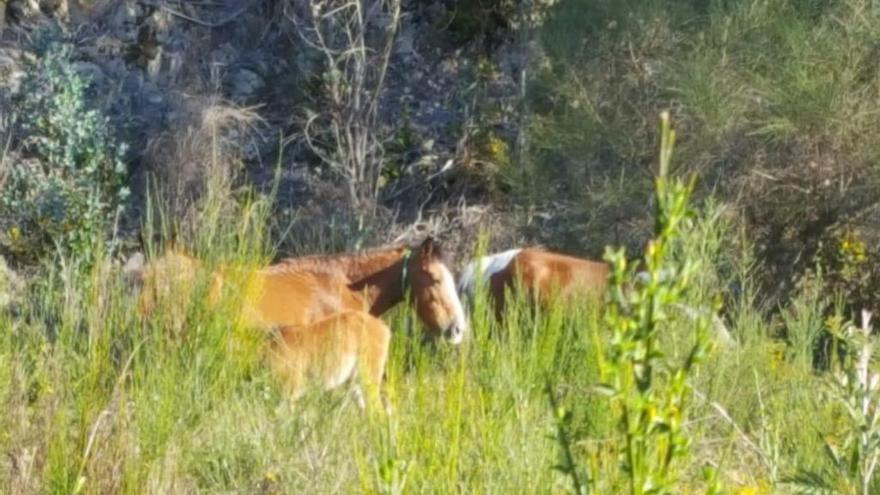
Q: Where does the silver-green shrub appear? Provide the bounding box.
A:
[1,40,128,263]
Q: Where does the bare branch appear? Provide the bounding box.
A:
[287,0,402,215]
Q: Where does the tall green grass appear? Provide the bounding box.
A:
[0,130,876,494]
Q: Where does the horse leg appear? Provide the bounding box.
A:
[266,327,311,407]
[349,385,367,410]
[310,311,386,412]
[357,313,391,413]
[490,274,508,323]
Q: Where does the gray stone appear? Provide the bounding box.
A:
[146,46,163,81]
[111,1,140,40]
[229,68,263,101]
[72,61,105,86]
[395,25,416,55]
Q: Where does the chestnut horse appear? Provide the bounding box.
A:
[458,247,610,319]
[272,237,467,343]
[125,237,467,403]
[126,237,467,341]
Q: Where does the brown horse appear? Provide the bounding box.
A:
[125,237,467,403]
[126,237,467,341]
[272,237,467,343]
[458,247,610,319]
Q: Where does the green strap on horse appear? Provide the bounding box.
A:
[400,248,412,296]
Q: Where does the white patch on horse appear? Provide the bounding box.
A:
[326,354,357,389]
[439,262,468,344]
[458,249,522,300]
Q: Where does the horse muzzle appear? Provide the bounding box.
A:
[443,322,466,345]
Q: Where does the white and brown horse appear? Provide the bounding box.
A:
[459,247,609,319]
[125,237,468,405]
[459,246,732,343]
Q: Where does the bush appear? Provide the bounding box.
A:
[816,227,880,317]
[524,0,880,302]
[443,0,557,48]
[0,40,129,264]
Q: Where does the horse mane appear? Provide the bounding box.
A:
[269,244,409,277]
[271,239,451,277]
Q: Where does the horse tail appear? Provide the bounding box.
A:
[634,268,676,285]
[633,270,733,345]
[457,260,479,304]
[671,302,734,345]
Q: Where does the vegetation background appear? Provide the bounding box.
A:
[1,0,880,493]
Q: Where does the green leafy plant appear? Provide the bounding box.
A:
[791,310,880,495]
[1,39,129,264]
[781,270,829,370]
[594,112,719,494]
[817,228,880,317]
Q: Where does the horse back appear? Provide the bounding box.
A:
[254,268,368,328]
[506,248,609,302]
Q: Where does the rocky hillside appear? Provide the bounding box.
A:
[1,0,532,259]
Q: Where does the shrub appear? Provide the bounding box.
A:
[817,227,880,317]
[791,311,880,495]
[443,0,557,48]
[289,0,401,216]
[550,113,721,494]
[0,40,129,264]
[525,0,880,300]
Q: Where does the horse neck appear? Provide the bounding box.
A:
[342,248,408,316]
[280,247,409,316]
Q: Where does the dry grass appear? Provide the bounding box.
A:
[144,96,265,218]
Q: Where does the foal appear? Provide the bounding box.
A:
[267,311,391,409]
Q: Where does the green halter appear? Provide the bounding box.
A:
[399,248,413,296]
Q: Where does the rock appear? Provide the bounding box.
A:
[165,51,184,83]
[110,1,140,40]
[422,2,448,25]
[210,43,236,66]
[229,67,263,102]
[122,70,143,94]
[145,46,163,81]
[0,48,26,94]
[72,61,105,86]
[395,24,416,55]
[6,0,40,24]
[40,0,69,20]
[146,9,171,44]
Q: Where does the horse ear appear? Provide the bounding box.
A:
[419,236,437,258]
[123,252,146,285]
